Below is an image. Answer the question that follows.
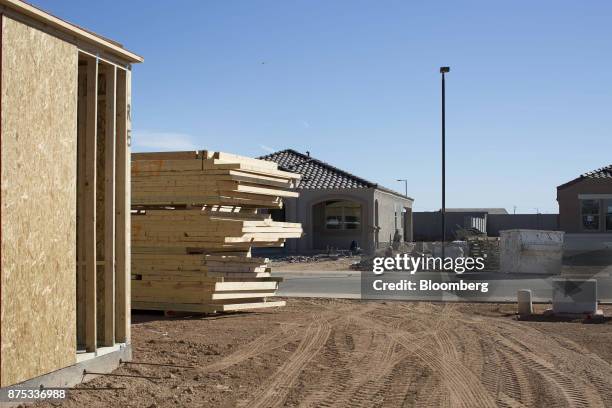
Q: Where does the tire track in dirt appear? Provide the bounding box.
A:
[494,334,605,408]
[325,305,447,407]
[475,337,502,399]
[585,371,612,408]
[496,392,529,408]
[298,324,354,408]
[338,331,402,407]
[414,366,452,408]
[240,303,380,408]
[200,323,301,373]
[405,303,612,407]
[279,302,413,408]
[231,301,610,408]
[296,303,396,408]
[374,354,424,408]
[473,317,611,408]
[239,318,333,408]
[201,302,367,375]
[375,303,497,408]
[309,302,477,408]
[415,339,496,406]
[495,347,536,407]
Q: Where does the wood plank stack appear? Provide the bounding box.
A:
[131,151,302,313]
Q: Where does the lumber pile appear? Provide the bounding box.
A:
[131,151,302,313]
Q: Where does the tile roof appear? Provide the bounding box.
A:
[258,149,411,200]
[259,149,374,189]
[557,164,612,190]
[582,164,612,179]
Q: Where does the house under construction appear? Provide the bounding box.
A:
[0,0,142,388]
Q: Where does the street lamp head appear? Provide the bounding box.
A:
[440,66,450,73]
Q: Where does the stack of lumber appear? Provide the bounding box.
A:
[131,151,302,313]
[132,151,298,208]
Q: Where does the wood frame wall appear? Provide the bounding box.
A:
[0,4,139,386]
[76,53,131,353]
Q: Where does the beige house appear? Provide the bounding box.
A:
[260,149,413,253]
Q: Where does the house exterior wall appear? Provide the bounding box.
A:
[283,188,374,253]
[373,189,413,248]
[282,188,412,253]
[557,178,612,233]
[0,16,77,387]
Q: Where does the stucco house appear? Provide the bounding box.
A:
[557,164,612,256]
[259,149,413,253]
[557,164,612,233]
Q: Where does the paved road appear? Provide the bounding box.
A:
[276,270,612,303]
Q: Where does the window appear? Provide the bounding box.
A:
[581,199,600,231]
[325,201,361,230]
[606,200,612,231]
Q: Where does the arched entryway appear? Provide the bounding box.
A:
[311,199,363,250]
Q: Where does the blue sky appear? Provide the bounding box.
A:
[37,1,612,212]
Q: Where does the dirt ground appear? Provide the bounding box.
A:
[38,299,612,408]
[271,257,358,271]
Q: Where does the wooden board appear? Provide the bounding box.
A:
[0,16,77,387]
[83,54,98,353]
[103,62,116,347]
[132,300,285,313]
[114,67,130,343]
[130,151,302,313]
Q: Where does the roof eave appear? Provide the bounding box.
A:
[0,0,143,63]
[373,185,414,201]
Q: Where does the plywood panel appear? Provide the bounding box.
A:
[0,16,77,387]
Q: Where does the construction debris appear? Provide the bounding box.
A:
[131,151,303,313]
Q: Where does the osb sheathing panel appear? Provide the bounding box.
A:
[1,16,77,387]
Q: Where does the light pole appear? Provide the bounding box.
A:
[440,66,450,256]
[396,179,408,197]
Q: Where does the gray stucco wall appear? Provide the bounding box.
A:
[373,189,413,248]
[414,212,560,241]
[282,187,412,253]
[487,214,560,237]
[413,212,486,241]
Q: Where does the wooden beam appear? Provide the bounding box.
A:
[83,54,98,352]
[114,68,130,343]
[103,63,116,347]
[76,64,86,346]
